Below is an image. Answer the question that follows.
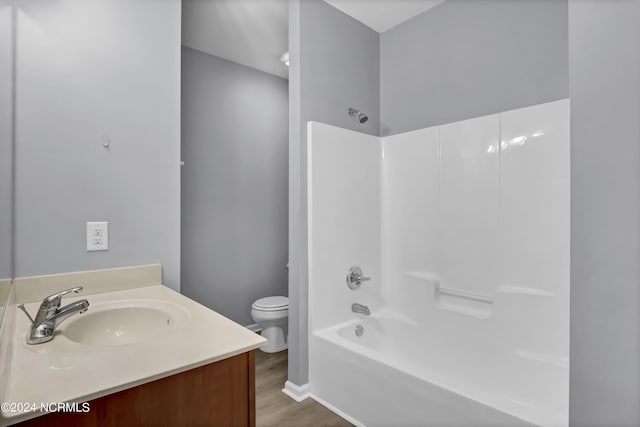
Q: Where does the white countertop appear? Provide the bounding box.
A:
[1,284,266,425]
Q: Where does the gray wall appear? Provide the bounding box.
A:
[288,0,380,386]
[380,0,569,136]
[0,2,13,281]
[569,0,640,425]
[181,47,289,326]
[14,0,181,290]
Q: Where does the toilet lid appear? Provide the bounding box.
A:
[253,296,288,311]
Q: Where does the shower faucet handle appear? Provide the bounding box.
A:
[347,266,370,290]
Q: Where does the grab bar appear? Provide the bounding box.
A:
[433,284,493,319]
[435,286,493,304]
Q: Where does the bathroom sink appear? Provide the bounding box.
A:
[62,300,190,346]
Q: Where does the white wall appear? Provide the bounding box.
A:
[382,126,439,312]
[569,1,640,425]
[307,122,381,332]
[13,0,181,289]
[499,101,570,358]
[438,114,500,301]
[384,99,569,334]
[383,100,570,426]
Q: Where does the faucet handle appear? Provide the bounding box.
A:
[43,286,84,308]
[18,304,35,323]
[347,266,371,290]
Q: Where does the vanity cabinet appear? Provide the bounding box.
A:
[18,351,256,427]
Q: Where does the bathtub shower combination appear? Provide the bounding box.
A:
[307,100,569,427]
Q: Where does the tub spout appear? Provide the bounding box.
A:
[352,303,370,316]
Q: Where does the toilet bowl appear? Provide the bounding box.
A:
[251,296,288,353]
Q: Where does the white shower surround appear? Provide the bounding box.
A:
[307,99,570,427]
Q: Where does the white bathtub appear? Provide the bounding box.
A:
[309,313,568,427]
[307,103,570,427]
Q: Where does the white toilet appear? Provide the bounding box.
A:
[251,296,288,353]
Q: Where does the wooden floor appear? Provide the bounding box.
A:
[255,350,353,427]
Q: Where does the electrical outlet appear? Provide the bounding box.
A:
[87,222,109,251]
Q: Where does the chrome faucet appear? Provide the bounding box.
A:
[346,266,371,290]
[18,286,90,345]
[351,303,370,316]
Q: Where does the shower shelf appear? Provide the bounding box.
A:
[404,271,439,286]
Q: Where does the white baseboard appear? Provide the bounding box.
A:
[245,323,262,333]
[308,392,365,427]
[282,381,310,402]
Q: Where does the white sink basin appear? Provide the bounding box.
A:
[62,300,190,346]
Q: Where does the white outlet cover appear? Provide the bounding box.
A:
[87,222,109,251]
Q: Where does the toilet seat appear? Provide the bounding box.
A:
[251,295,289,353]
[252,296,288,311]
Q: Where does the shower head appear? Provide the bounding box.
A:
[348,107,368,124]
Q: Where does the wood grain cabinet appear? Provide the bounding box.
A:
[19,351,256,427]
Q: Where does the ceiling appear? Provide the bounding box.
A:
[323,0,448,33]
[182,0,289,79]
[182,0,447,79]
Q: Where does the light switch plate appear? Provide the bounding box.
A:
[87,222,109,251]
